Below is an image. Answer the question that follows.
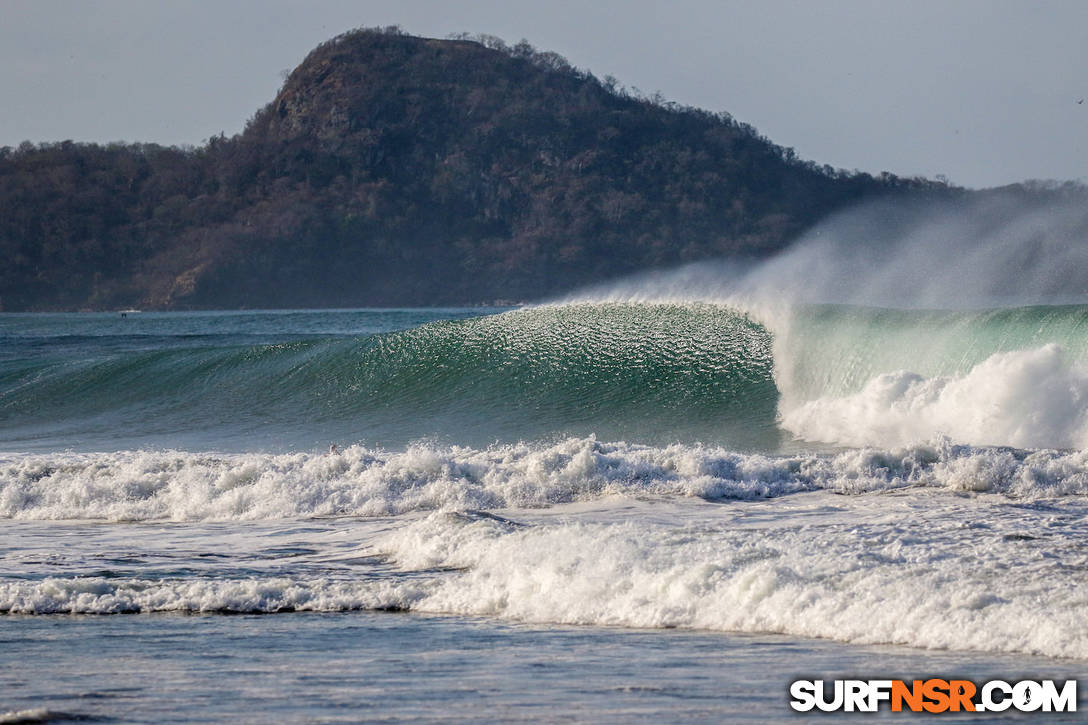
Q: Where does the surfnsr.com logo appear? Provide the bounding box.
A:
[789,679,1078,713]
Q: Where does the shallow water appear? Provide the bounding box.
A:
[3,612,1086,723]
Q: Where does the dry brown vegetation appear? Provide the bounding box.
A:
[1,27,959,310]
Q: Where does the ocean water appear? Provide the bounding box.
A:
[3,303,1087,722]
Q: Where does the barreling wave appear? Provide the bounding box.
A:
[4,301,1088,451]
[0,304,779,450]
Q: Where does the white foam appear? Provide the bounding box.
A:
[2,437,1087,521]
[0,709,65,724]
[379,495,1088,659]
[0,576,419,615]
[782,344,1088,449]
[3,481,1085,659]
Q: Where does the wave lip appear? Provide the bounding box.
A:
[0,302,780,450]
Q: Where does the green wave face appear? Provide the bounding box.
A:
[6,302,1088,453]
[776,303,1088,403]
[369,303,782,447]
[0,304,781,451]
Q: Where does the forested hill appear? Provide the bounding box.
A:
[1,27,952,311]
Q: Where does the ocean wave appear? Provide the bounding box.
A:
[378,503,1088,659]
[7,301,1088,451]
[781,344,1088,449]
[6,490,1086,660]
[3,437,1087,521]
[0,576,419,615]
[0,303,779,449]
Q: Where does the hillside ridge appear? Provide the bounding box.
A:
[2,27,955,311]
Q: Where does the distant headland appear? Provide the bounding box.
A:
[0,26,1075,311]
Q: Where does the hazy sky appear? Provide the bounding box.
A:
[2,0,1086,188]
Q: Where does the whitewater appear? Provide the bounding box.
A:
[4,200,1088,720]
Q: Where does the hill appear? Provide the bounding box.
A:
[0,27,951,311]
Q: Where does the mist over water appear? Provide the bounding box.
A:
[747,192,1088,309]
[566,191,1088,308]
[562,192,1088,450]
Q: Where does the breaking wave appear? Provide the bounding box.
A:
[3,437,1087,521]
[5,301,1088,451]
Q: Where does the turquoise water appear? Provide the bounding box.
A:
[0,305,778,452]
[3,305,1088,722]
